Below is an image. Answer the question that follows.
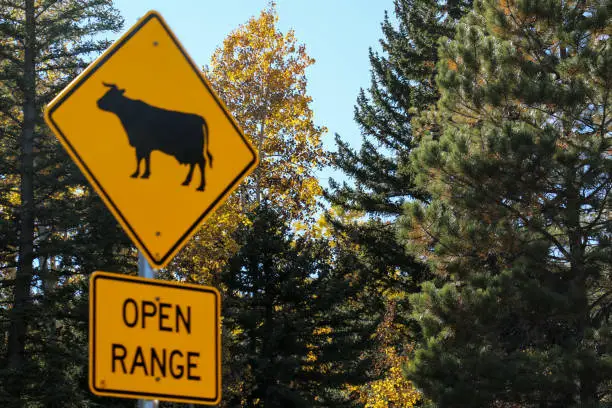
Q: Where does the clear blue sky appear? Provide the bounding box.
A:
[111,0,395,186]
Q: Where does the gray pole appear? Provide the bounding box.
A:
[137,251,159,408]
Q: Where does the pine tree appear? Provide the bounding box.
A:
[326,0,472,327]
[0,1,129,405]
[326,0,470,401]
[219,206,380,407]
[401,0,611,405]
[329,0,471,216]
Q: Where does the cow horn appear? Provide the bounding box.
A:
[102,82,118,89]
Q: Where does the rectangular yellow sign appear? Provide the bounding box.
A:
[89,271,221,404]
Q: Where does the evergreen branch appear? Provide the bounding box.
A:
[37,44,103,63]
[508,9,562,80]
[38,86,70,102]
[446,102,481,124]
[35,1,90,26]
[437,165,572,261]
[0,22,24,44]
[0,1,24,10]
[0,74,22,93]
[417,220,446,254]
[0,11,24,26]
[0,259,18,270]
[589,290,612,317]
[600,86,609,142]
[0,126,20,142]
[584,177,611,203]
[34,0,65,20]
[0,109,22,126]
[0,278,16,288]
[36,63,83,72]
[526,103,595,135]
[570,0,588,18]
[583,186,611,232]
[496,199,571,260]
[0,47,22,64]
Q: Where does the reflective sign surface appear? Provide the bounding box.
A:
[89,272,221,404]
[45,11,258,268]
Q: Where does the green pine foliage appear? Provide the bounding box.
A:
[218,206,379,407]
[326,0,472,330]
[327,0,470,402]
[329,0,472,216]
[401,0,611,405]
[0,1,132,406]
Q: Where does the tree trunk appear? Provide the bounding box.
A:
[255,118,266,207]
[566,172,597,406]
[261,293,274,406]
[6,0,36,401]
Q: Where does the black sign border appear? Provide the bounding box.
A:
[46,11,258,268]
[90,272,220,403]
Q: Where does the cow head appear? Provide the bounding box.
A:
[97,82,127,112]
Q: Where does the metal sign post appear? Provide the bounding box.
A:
[137,251,158,408]
[138,250,156,280]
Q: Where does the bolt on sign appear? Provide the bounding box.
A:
[44,10,258,268]
[89,272,221,404]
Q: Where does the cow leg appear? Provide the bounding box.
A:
[141,153,151,179]
[131,151,142,178]
[182,163,195,186]
[196,158,205,192]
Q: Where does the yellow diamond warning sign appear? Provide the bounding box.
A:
[89,272,221,404]
[44,11,258,268]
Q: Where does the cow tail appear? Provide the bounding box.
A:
[203,118,213,168]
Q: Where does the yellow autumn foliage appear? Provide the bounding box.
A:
[171,3,328,281]
[348,347,421,408]
[206,2,329,223]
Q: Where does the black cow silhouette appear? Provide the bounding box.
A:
[97,82,213,191]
